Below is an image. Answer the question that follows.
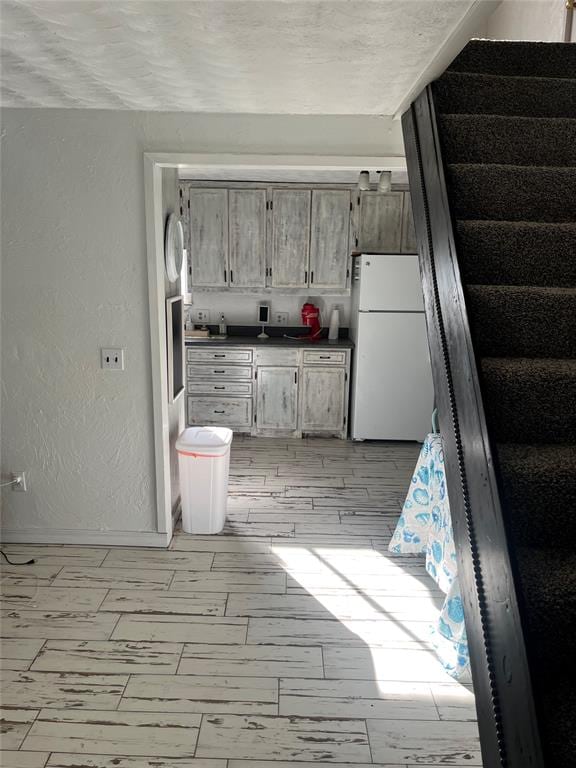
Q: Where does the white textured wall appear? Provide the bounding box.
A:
[0,108,402,540]
[485,0,565,41]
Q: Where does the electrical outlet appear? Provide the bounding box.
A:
[12,472,27,492]
[193,309,210,323]
[101,348,125,370]
[273,312,288,325]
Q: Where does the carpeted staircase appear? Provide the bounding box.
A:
[432,40,576,767]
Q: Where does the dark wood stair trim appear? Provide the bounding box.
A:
[402,86,544,768]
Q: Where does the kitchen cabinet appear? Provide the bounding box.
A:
[357,191,403,253]
[186,343,351,438]
[401,191,418,254]
[300,366,347,435]
[188,188,228,287]
[256,366,299,432]
[228,189,267,288]
[270,189,311,288]
[309,190,351,290]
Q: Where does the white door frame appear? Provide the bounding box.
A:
[144,152,406,541]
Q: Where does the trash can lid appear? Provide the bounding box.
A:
[176,426,233,456]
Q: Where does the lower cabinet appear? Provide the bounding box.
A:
[186,345,350,438]
[300,366,347,435]
[255,366,299,433]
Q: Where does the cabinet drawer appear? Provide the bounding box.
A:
[303,350,347,365]
[187,380,252,396]
[187,396,252,428]
[187,347,253,364]
[255,348,300,367]
[187,364,253,380]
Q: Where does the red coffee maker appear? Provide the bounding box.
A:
[300,302,322,341]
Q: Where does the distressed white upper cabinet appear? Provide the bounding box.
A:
[270,190,311,288]
[256,366,299,432]
[189,189,228,287]
[229,189,267,288]
[401,191,418,254]
[357,191,403,253]
[309,190,351,290]
[300,366,346,434]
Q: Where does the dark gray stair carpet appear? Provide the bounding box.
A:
[466,285,576,359]
[433,38,576,767]
[496,444,576,549]
[440,115,576,167]
[447,39,576,79]
[448,164,576,223]
[456,221,576,288]
[480,357,576,444]
[434,71,576,118]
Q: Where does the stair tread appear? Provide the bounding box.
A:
[447,40,576,79]
[466,285,576,359]
[434,70,576,118]
[448,164,576,223]
[455,221,576,287]
[439,114,576,167]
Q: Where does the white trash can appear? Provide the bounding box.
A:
[176,426,233,535]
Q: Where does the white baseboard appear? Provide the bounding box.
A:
[0,528,171,548]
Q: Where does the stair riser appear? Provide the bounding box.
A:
[456,222,576,288]
[448,165,576,224]
[434,73,576,118]
[466,287,576,359]
[440,116,576,167]
[448,40,576,79]
[481,360,576,444]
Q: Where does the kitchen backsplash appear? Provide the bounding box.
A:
[185,292,351,327]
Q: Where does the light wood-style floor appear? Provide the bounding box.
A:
[0,437,481,766]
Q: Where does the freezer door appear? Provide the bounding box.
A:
[350,311,434,441]
[358,254,424,312]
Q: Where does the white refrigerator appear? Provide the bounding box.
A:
[349,254,434,441]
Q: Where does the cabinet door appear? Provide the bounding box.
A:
[270,190,311,288]
[189,189,228,287]
[229,189,267,288]
[401,191,418,254]
[358,191,403,253]
[309,190,351,290]
[256,366,299,431]
[301,367,346,432]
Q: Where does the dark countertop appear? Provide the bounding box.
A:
[185,335,354,349]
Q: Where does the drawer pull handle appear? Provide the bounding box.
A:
[214,370,225,374]
[214,386,225,390]
[214,354,226,358]
[319,355,330,359]
[214,410,225,414]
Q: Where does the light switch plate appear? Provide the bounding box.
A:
[101,348,125,370]
[273,312,289,325]
[193,309,210,323]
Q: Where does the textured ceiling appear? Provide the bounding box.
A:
[0,0,474,114]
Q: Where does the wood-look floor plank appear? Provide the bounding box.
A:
[111,614,247,644]
[178,644,323,678]
[279,678,439,720]
[195,713,371,762]
[46,757,225,768]
[0,751,50,768]
[0,708,39,750]
[0,547,108,568]
[22,709,201,757]
[0,638,45,671]
[171,571,286,594]
[323,646,457,683]
[31,640,183,675]
[367,719,481,765]
[0,587,107,612]
[170,537,272,554]
[99,590,226,616]
[0,610,120,641]
[1,669,127,710]
[52,568,174,591]
[120,674,278,715]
